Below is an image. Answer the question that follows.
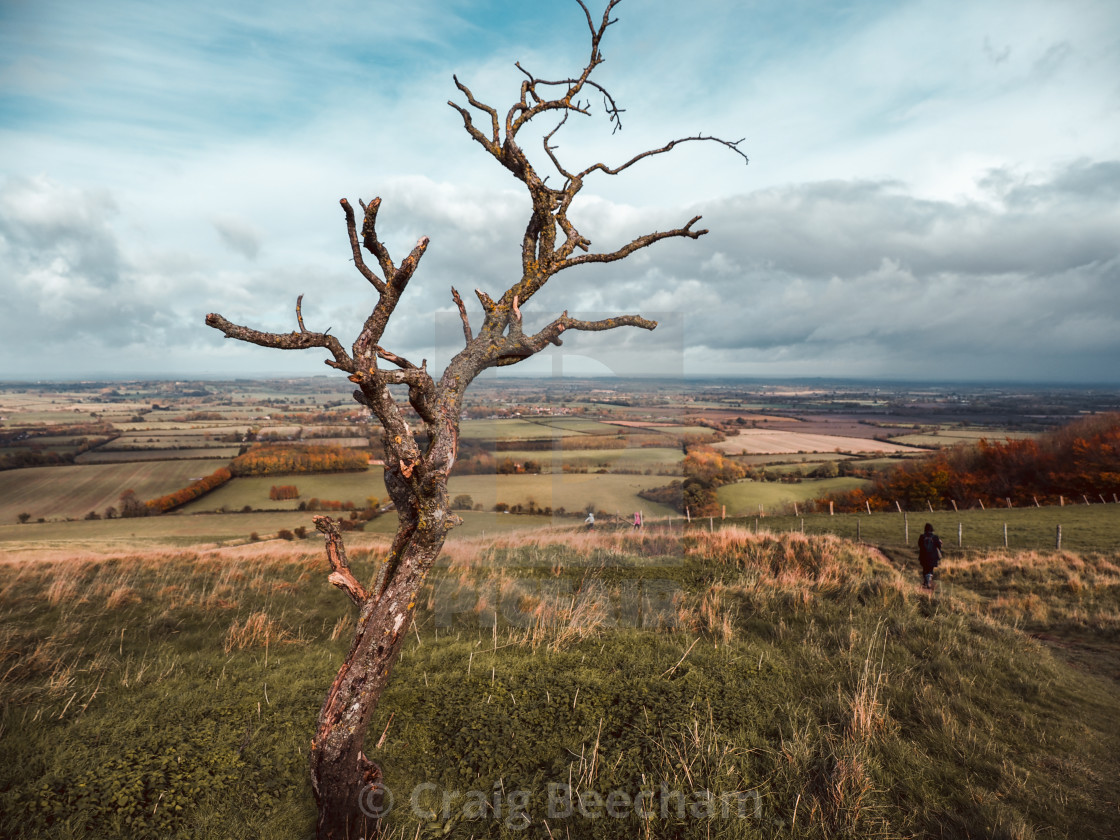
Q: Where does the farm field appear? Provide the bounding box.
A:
[730,452,852,467]
[887,428,1040,447]
[0,460,231,524]
[459,418,615,440]
[447,472,680,517]
[712,429,921,455]
[0,508,558,552]
[716,477,869,515]
[177,470,385,514]
[485,446,682,474]
[76,447,243,463]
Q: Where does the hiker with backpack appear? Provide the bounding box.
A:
[918,523,942,589]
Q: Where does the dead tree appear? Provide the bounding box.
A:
[205,2,745,837]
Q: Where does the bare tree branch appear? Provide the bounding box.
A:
[450,287,473,344]
[559,215,708,270]
[204,312,355,372]
[578,134,748,179]
[205,4,745,835]
[357,198,397,284]
[314,516,370,607]
[341,199,387,293]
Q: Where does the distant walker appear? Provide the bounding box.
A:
[918,523,942,590]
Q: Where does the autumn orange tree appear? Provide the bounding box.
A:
[206,2,745,837]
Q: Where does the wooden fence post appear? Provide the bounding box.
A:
[951,499,958,512]
[866,500,872,515]
[1056,524,1062,550]
[895,501,903,513]
[904,514,909,544]
[958,522,962,548]
[830,501,835,516]
[1003,523,1008,548]
[978,499,985,510]
[856,517,861,542]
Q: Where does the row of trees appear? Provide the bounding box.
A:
[231,444,369,476]
[145,467,234,514]
[824,413,1120,512]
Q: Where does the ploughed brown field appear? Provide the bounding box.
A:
[711,428,924,455]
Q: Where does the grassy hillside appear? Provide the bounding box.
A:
[2,529,1118,839]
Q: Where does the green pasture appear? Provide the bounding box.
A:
[76,448,242,464]
[0,410,106,424]
[447,472,680,517]
[521,417,628,435]
[716,477,869,515]
[177,470,385,514]
[99,432,242,449]
[888,428,1039,447]
[853,456,918,471]
[730,452,851,467]
[459,418,612,441]
[489,446,682,474]
[0,460,231,524]
[0,506,558,551]
[648,424,720,438]
[0,511,321,550]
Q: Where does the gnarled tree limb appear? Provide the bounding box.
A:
[204,4,745,837]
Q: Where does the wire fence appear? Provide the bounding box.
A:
[616,503,1120,554]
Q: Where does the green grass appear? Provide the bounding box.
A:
[459,419,601,440]
[447,472,680,517]
[1,531,1118,838]
[77,448,243,464]
[489,446,682,474]
[716,478,869,515]
[888,429,1039,447]
[715,504,1120,554]
[177,470,385,514]
[0,461,231,524]
[730,453,852,467]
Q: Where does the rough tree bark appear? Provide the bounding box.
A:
[205,2,745,837]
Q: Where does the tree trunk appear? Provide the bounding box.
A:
[310,482,450,839]
[204,6,745,835]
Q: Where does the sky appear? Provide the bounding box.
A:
[2,0,1119,384]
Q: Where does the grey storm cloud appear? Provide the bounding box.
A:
[516,159,1120,380]
[2,156,1118,382]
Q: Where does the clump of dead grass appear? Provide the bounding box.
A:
[223,610,295,653]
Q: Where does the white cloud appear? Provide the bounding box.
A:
[1,0,1119,382]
